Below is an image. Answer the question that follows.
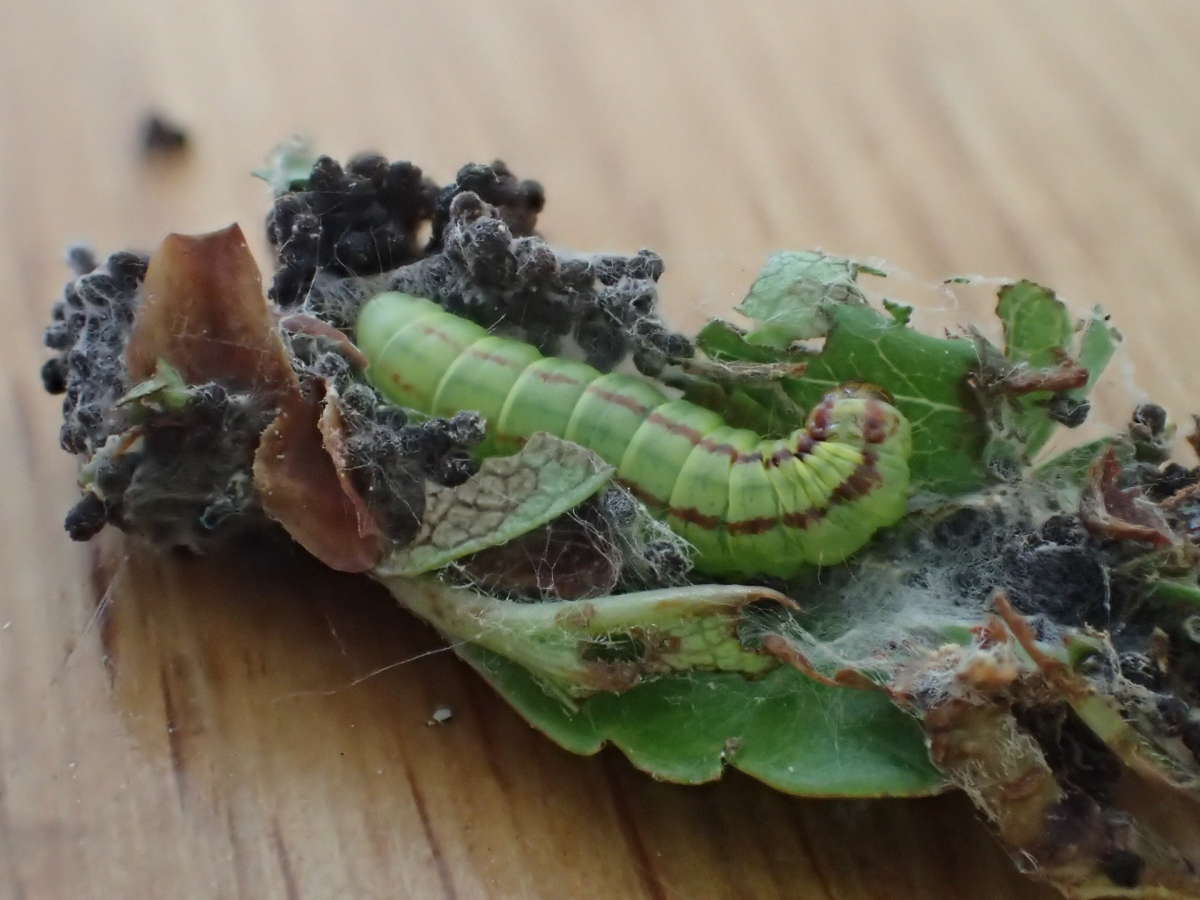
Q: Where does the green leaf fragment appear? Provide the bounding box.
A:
[696,319,792,364]
[988,283,1121,469]
[459,645,945,797]
[998,280,1073,370]
[379,578,789,702]
[1148,578,1200,611]
[1069,305,1121,401]
[1070,690,1200,796]
[674,349,811,436]
[115,358,192,411]
[376,432,614,576]
[882,298,913,325]
[252,136,318,195]
[736,250,870,347]
[996,280,1075,457]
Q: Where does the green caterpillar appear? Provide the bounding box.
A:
[356,292,913,577]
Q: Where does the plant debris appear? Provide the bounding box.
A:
[38,145,1200,898]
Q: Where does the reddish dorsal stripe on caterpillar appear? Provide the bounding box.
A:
[356,292,913,577]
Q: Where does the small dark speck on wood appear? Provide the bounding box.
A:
[140,112,189,156]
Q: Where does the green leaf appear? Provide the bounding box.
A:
[385,571,943,796]
[882,299,913,325]
[985,289,1122,469]
[998,280,1073,369]
[684,327,814,434]
[996,280,1074,457]
[376,433,614,576]
[696,318,796,364]
[459,645,945,797]
[736,251,870,348]
[785,305,990,496]
[1069,305,1122,401]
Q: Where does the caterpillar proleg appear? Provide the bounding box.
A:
[357,292,912,577]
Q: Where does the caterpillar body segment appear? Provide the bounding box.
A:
[357,291,913,577]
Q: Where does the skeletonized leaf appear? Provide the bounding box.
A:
[376,433,614,576]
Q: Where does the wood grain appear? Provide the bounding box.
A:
[3,1,1200,897]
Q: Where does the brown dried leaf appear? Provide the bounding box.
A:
[128,223,296,396]
[129,225,386,571]
[253,384,387,573]
[279,313,368,370]
[456,515,620,600]
[888,596,1200,897]
[317,386,387,545]
[1080,448,1176,547]
[997,358,1089,396]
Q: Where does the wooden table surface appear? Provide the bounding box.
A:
[4,1,1200,897]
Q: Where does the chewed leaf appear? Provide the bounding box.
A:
[380,578,790,700]
[724,271,1122,497]
[736,250,870,347]
[376,433,615,576]
[908,597,1200,897]
[696,319,794,364]
[996,280,1074,457]
[1070,305,1121,401]
[986,284,1122,467]
[998,280,1073,372]
[458,645,945,797]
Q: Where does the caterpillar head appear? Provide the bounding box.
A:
[824,381,896,405]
